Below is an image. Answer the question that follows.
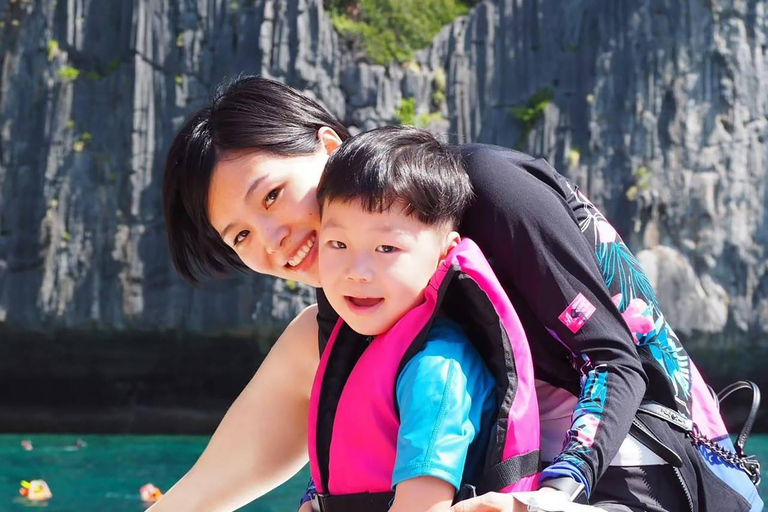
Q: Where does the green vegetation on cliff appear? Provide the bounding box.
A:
[326,0,479,65]
[511,88,553,148]
[394,97,445,128]
[626,165,651,201]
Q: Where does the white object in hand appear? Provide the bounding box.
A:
[510,491,606,512]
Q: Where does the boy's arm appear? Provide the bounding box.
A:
[148,305,320,512]
[389,476,455,512]
[390,320,494,512]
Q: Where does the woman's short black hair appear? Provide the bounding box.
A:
[163,76,350,284]
[317,126,473,229]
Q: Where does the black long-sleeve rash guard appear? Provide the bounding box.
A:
[316,144,649,495]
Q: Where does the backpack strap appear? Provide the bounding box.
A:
[635,387,763,486]
[716,380,761,457]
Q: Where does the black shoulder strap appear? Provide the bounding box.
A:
[314,321,370,493]
[316,288,339,356]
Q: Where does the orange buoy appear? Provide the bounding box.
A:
[140,483,163,503]
[20,480,52,501]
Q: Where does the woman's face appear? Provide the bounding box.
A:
[207,137,337,287]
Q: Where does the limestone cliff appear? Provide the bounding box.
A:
[0,0,765,429]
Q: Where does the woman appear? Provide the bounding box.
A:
[151,76,760,512]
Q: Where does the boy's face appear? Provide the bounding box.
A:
[319,199,458,336]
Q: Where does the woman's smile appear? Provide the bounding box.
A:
[285,232,317,270]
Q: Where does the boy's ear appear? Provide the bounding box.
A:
[441,231,461,258]
[318,126,342,156]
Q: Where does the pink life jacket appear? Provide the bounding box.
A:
[307,238,540,510]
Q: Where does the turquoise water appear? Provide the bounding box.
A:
[1,434,767,511]
[0,435,309,511]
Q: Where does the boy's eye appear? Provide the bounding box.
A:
[376,245,397,253]
[264,188,280,208]
[329,240,347,249]
[233,230,249,247]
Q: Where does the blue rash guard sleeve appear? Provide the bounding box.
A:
[392,316,496,491]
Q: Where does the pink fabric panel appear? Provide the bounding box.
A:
[452,240,540,468]
[501,471,541,493]
[690,361,728,439]
[327,262,449,493]
[308,318,345,493]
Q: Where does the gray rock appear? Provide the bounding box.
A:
[0,0,766,395]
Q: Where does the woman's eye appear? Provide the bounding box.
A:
[264,188,280,208]
[329,240,347,249]
[233,230,249,247]
[376,245,397,253]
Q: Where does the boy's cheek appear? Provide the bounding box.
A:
[317,254,343,290]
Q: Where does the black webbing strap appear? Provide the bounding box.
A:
[311,452,540,510]
[476,450,541,495]
[311,491,394,512]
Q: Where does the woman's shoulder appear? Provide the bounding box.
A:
[458,144,572,214]
[278,303,320,354]
[459,143,538,167]
[456,144,581,264]
[459,144,561,185]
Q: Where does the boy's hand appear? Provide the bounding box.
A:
[298,500,313,512]
[388,476,455,512]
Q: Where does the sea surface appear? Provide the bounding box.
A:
[1,434,766,511]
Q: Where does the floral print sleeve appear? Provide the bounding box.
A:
[459,145,649,496]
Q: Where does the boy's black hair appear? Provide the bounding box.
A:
[317,126,473,229]
[163,76,351,284]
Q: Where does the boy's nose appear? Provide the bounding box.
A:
[346,258,373,282]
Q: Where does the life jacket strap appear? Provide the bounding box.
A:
[310,491,394,512]
[475,450,541,495]
[311,451,541,511]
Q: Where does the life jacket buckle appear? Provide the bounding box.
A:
[310,492,326,512]
[453,483,477,503]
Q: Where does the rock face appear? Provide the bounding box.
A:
[430,1,767,343]
[0,0,766,428]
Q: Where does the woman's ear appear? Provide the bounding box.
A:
[441,231,461,258]
[318,126,342,156]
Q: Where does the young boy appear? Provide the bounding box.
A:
[303,126,539,512]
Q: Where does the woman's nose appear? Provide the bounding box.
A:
[259,221,289,255]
